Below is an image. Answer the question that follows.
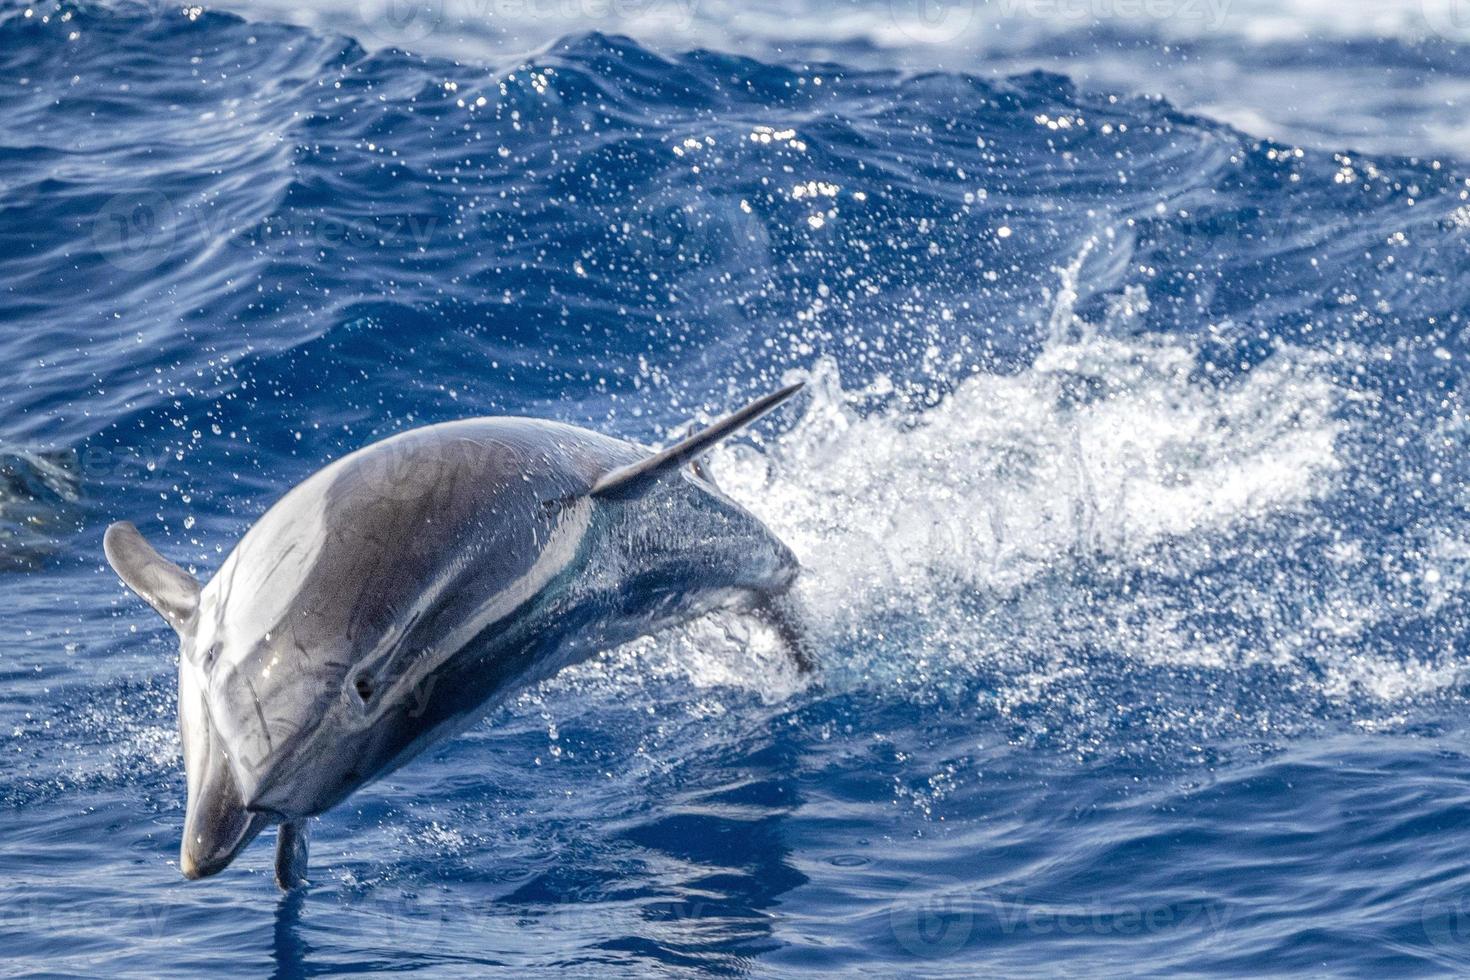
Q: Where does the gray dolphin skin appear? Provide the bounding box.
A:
[103,383,811,889]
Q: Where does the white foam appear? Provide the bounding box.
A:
[743,332,1341,610]
[210,0,1470,61]
[547,236,1350,713]
[188,0,1470,169]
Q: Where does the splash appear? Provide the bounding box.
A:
[508,251,1367,788]
[557,240,1357,757]
[709,243,1340,675]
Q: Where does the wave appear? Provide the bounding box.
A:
[10,9,1470,973]
[7,7,1470,737]
[197,0,1470,59]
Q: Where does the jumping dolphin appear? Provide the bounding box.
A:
[103,383,811,889]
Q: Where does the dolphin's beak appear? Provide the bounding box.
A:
[180,725,270,879]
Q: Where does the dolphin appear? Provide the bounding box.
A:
[103,383,811,889]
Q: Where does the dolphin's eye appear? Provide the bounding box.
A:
[202,644,220,669]
[353,674,375,703]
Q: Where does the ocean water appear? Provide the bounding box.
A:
[6,0,1470,974]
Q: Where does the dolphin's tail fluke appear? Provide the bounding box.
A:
[589,379,816,674]
[590,381,804,499]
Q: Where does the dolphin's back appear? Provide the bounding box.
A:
[210,420,626,629]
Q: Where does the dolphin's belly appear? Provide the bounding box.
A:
[368,474,798,782]
[207,414,797,818]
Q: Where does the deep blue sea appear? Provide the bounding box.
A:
[8,0,1470,974]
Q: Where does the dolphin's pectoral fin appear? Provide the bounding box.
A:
[274,820,310,890]
[589,381,804,499]
[752,591,817,675]
[103,520,201,635]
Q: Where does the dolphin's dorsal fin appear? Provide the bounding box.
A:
[103,521,201,634]
[590,381,803,499]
